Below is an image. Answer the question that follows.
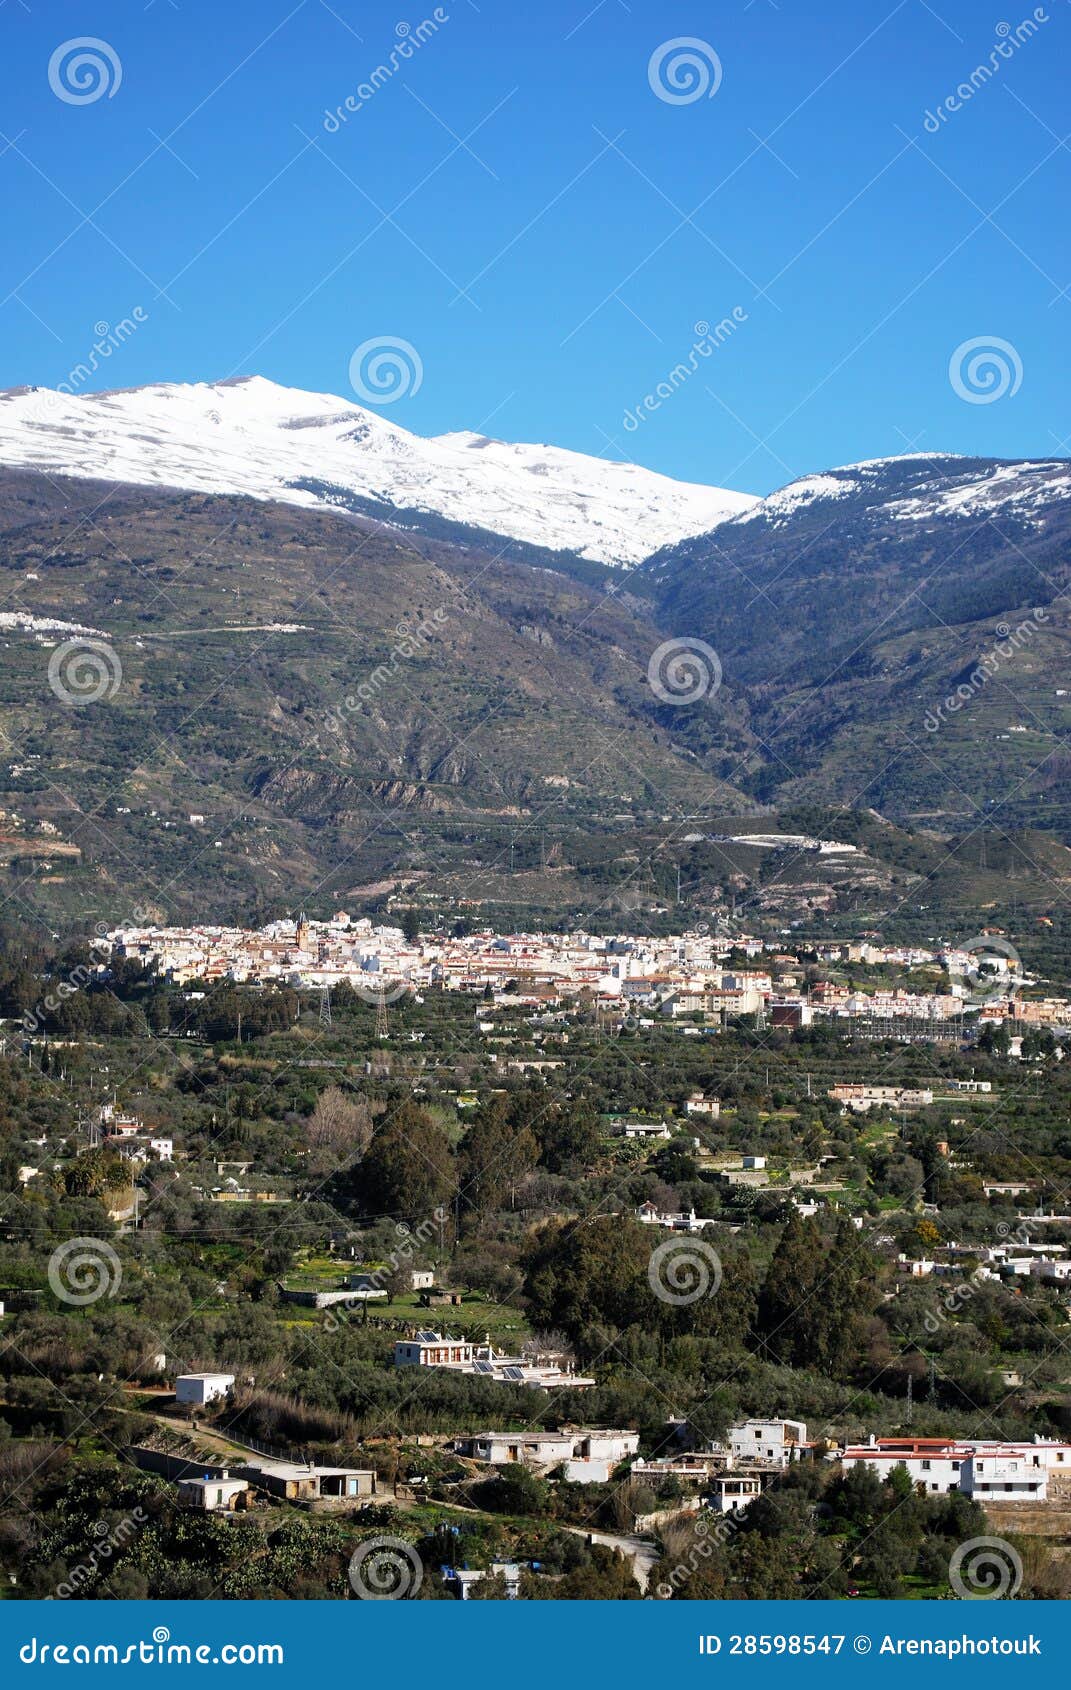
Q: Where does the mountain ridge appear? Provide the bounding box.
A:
[0,375,755,569]
[1,453,1070,930]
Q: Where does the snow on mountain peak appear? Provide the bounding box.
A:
[0,376,757,567]
[724,451,1071,533]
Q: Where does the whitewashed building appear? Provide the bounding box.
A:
[177,1473,249,1511]
[839,1436,1071,1500]
[175,1371,235,1406]
[394,1332,595,1391]
[728,1419,808,1466]
[709,1473,765,1515]
[454,1428,638,1479]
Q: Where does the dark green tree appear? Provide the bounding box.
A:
[349,1101,453,1221]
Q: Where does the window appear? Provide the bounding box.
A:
[921,1460,931,1470]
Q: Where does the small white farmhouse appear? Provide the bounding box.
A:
[175,1371,235,1407]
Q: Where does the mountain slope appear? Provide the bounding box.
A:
[0,469,758,926]
[2,456,1070,933]
[649,451,1071,826]
[0,376,755,569]
[653,452,1071,682]
[718,452,1071,534]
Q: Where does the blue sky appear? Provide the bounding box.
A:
[1,0,1068,494]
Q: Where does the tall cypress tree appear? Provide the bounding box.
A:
[756,1212,825,1365]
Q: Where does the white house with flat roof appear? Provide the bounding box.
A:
[238,1458,376,1502]
[175,1371,235,1406]
[454,1428,638,1478]
[445,1561,528,1599]
[394,1332,595,1391]
[684,1093,720,1118]
[616,1119,672,1141]
[728,1419,808,1466]
[456,1430,572,1466]
[177,1472,249,1511]
[709,1473,765,1515]
[395,1332,474,1368]
[636,1202,717,1234]
[839,1436,1071,1499]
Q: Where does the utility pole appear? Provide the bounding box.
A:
[319,984,332,1028]
[375,989,390,1041]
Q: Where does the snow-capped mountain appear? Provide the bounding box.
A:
[722,451,1071,531]
[0,376,756,568]
[653,446,1071,690]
